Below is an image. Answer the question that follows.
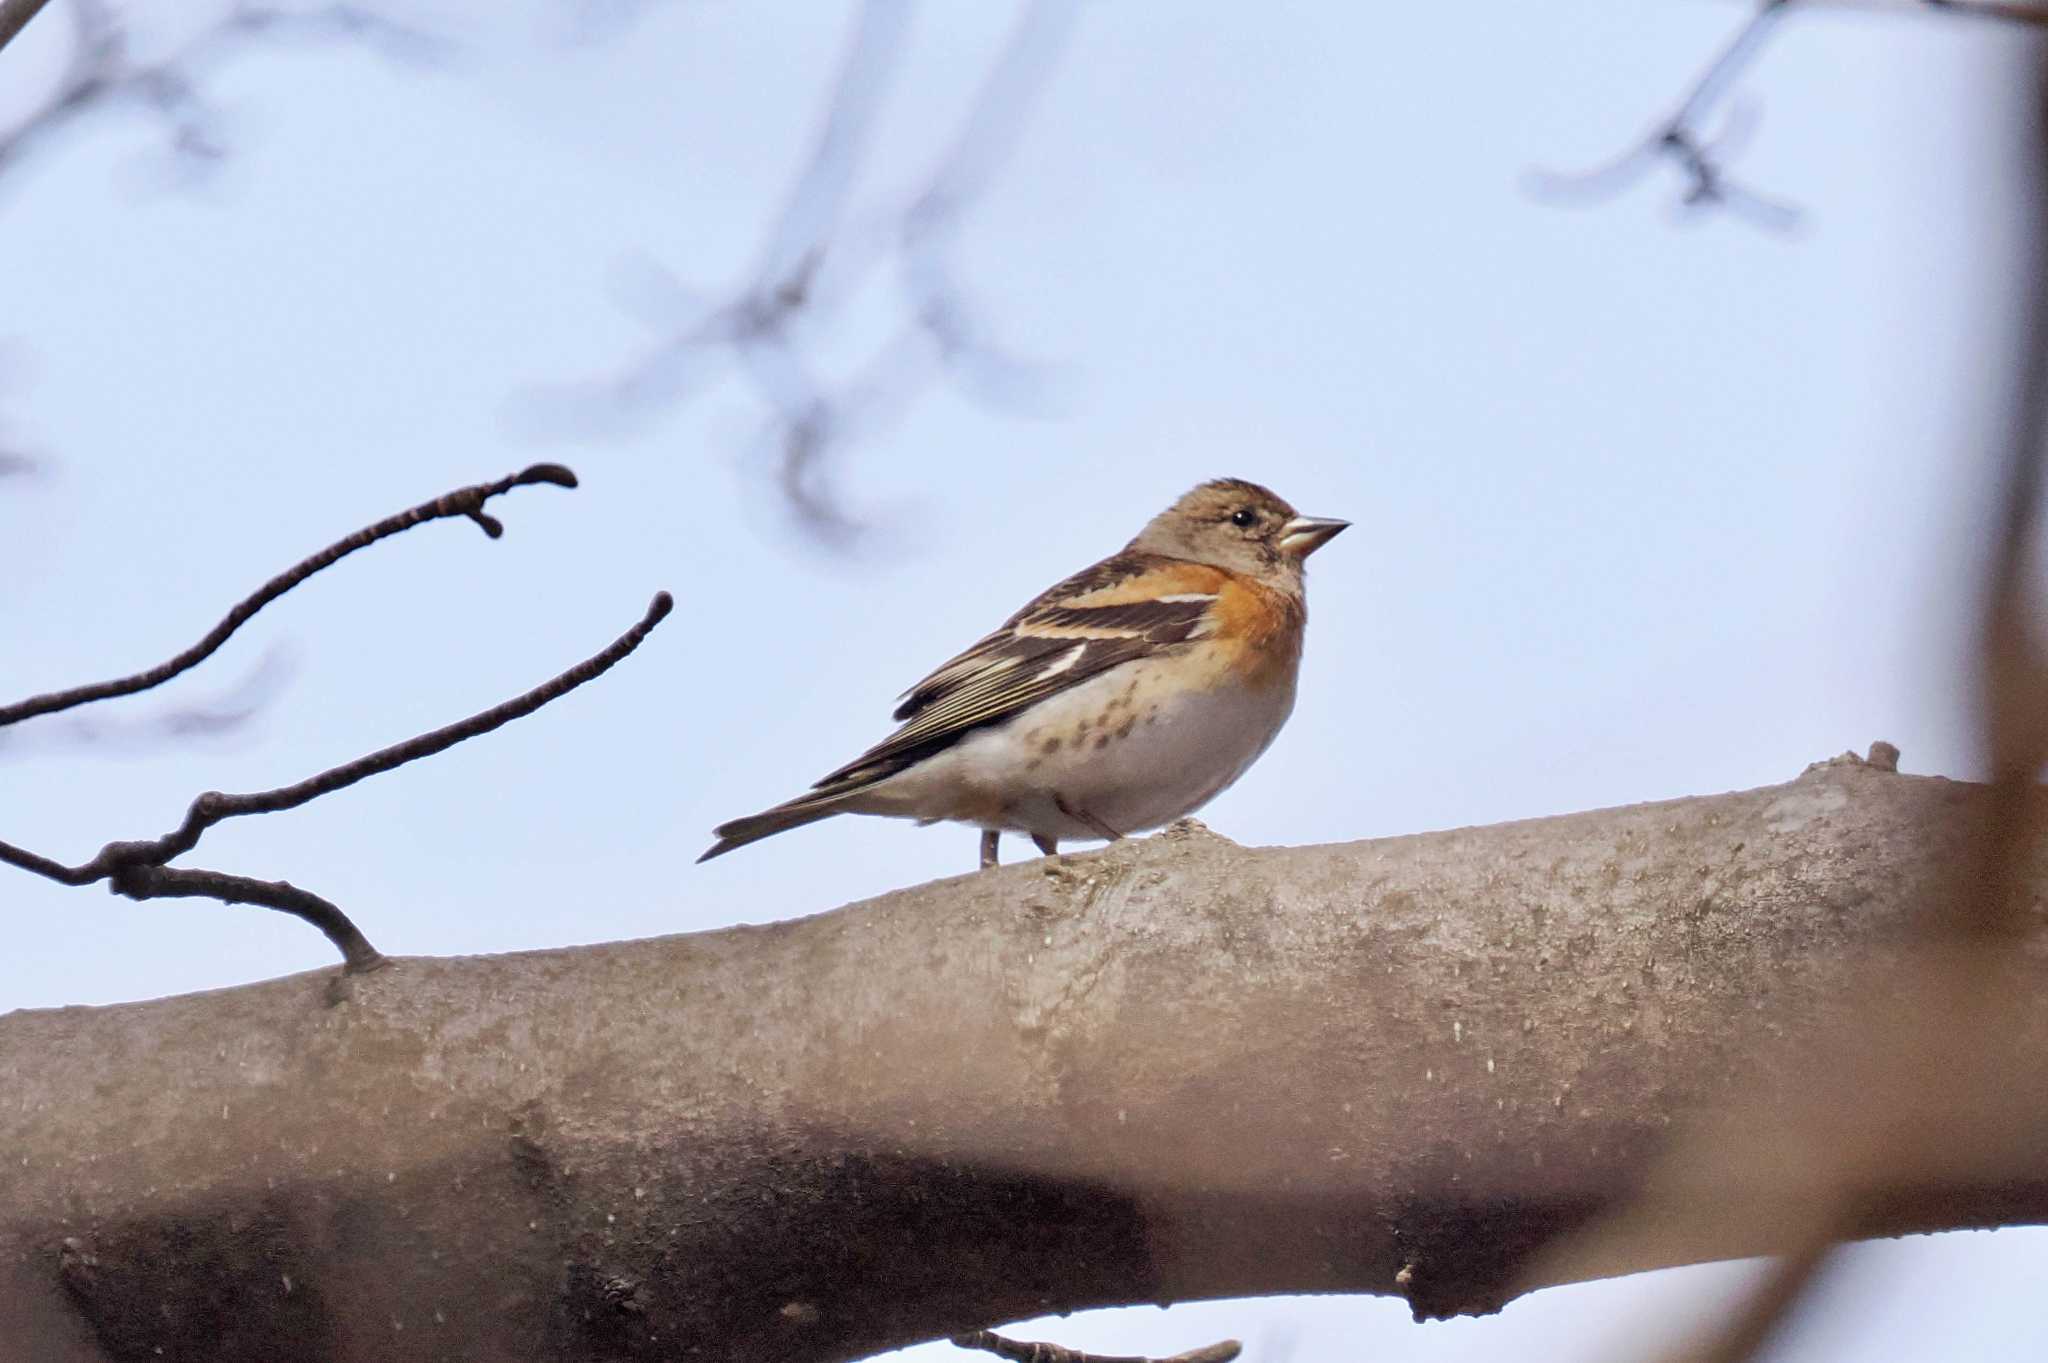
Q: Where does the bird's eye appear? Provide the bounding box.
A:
[1230,508,1257,528]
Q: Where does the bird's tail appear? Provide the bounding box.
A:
[697,790,857,863]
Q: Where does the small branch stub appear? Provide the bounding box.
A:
[951,1329,1242,1363]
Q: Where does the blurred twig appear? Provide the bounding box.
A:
[1528,0,1800,229]
[0,0,449,184]
[538,0,1078,546]
[0,649,291,757]
[1532,0,2048,229]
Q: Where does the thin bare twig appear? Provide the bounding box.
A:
[951,1328,1241,1363]
[0,463,576,728]
[0,591,673,969]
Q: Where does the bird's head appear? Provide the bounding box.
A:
[1129,478,1349,585]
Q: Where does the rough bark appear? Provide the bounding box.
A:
[3,756,2046,1363]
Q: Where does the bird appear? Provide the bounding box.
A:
[699,478,1348,868]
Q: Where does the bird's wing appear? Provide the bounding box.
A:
[812,551,1225,789]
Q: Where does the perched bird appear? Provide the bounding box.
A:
[699,479,1348,868]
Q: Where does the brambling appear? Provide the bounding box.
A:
[700,479,1348,868]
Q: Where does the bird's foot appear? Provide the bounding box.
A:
[979,829,1001,869]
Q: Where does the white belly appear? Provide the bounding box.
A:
[855,657,1298,841]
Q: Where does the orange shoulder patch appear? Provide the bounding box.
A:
[1212,576,1305,691]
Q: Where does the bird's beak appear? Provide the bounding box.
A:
[1278,515,1350,559]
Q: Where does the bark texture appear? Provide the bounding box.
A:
[3,757,2047,1363]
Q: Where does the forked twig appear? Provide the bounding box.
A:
[0,592,671,970]
[0,463,670,970]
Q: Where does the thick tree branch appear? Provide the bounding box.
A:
[2,757,2045,1362]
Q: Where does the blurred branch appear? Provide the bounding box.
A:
[1532,0,2048,228]
[0,0,449,185]
[1528,0,1800,229]
[539,0,1078,546]
[1661,1240,1831,1363]
[1537,38,2048,1363]
[0,649,291,758]
[0,462,576,728]
[951,1328,1242,1363]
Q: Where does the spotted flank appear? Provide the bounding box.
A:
[846,551,1227,782]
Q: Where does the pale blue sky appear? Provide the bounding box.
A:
[1,2,2042,1358]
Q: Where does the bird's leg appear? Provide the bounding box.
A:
[1031,833,1059,857]
[979,829,1001,869]
[1055,796,1123,843]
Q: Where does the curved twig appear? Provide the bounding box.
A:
[112,866,383,974]
[0,463,576,728]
